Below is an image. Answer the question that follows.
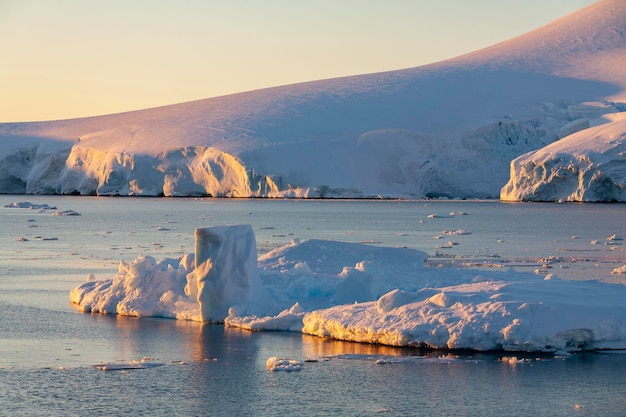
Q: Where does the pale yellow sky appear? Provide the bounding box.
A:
[0,0,596,122]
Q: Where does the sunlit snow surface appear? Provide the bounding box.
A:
[70,225,626,354]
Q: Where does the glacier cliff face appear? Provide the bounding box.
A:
[0,104,619,199]
[0,143,257,197]
[0,115,560,198]
[501,114,626,202]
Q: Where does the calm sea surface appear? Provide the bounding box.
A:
[1,196,625,416]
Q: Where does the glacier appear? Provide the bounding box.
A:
[501,113,626,202]
[2,0,626,200]
[70,225,626,353]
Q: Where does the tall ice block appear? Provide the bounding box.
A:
[194,225,260,322]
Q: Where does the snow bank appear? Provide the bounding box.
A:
[501,115,626,202]
[70,225,626,353]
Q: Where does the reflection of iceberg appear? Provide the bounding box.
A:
[70,225,626,353]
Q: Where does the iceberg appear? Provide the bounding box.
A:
[70,225,626,353]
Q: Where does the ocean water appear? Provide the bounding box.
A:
[1,196,625,416]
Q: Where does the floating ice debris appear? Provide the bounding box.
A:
[372,356,459,365]
[335,354,467,365]
[93,359,164,371]
[28,235,59,241]
[611,265,626,274]
[500,356,530,365]
[52,210,80,216]
[266,357,304,372]
[3,201,57,210]
[427,214,453,219]
[441,229,471,236]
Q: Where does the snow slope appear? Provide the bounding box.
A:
[2,0,626,198]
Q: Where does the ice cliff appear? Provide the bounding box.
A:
[2,0,626,200]
[501,113,626,202]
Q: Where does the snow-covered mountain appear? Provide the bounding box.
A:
[1,0,625,199]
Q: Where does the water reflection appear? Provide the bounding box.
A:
[192,324,258,361]
[109,315,205,362]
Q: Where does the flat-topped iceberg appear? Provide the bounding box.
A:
[70,225,626,353]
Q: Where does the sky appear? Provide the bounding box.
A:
[0,0,597,122]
